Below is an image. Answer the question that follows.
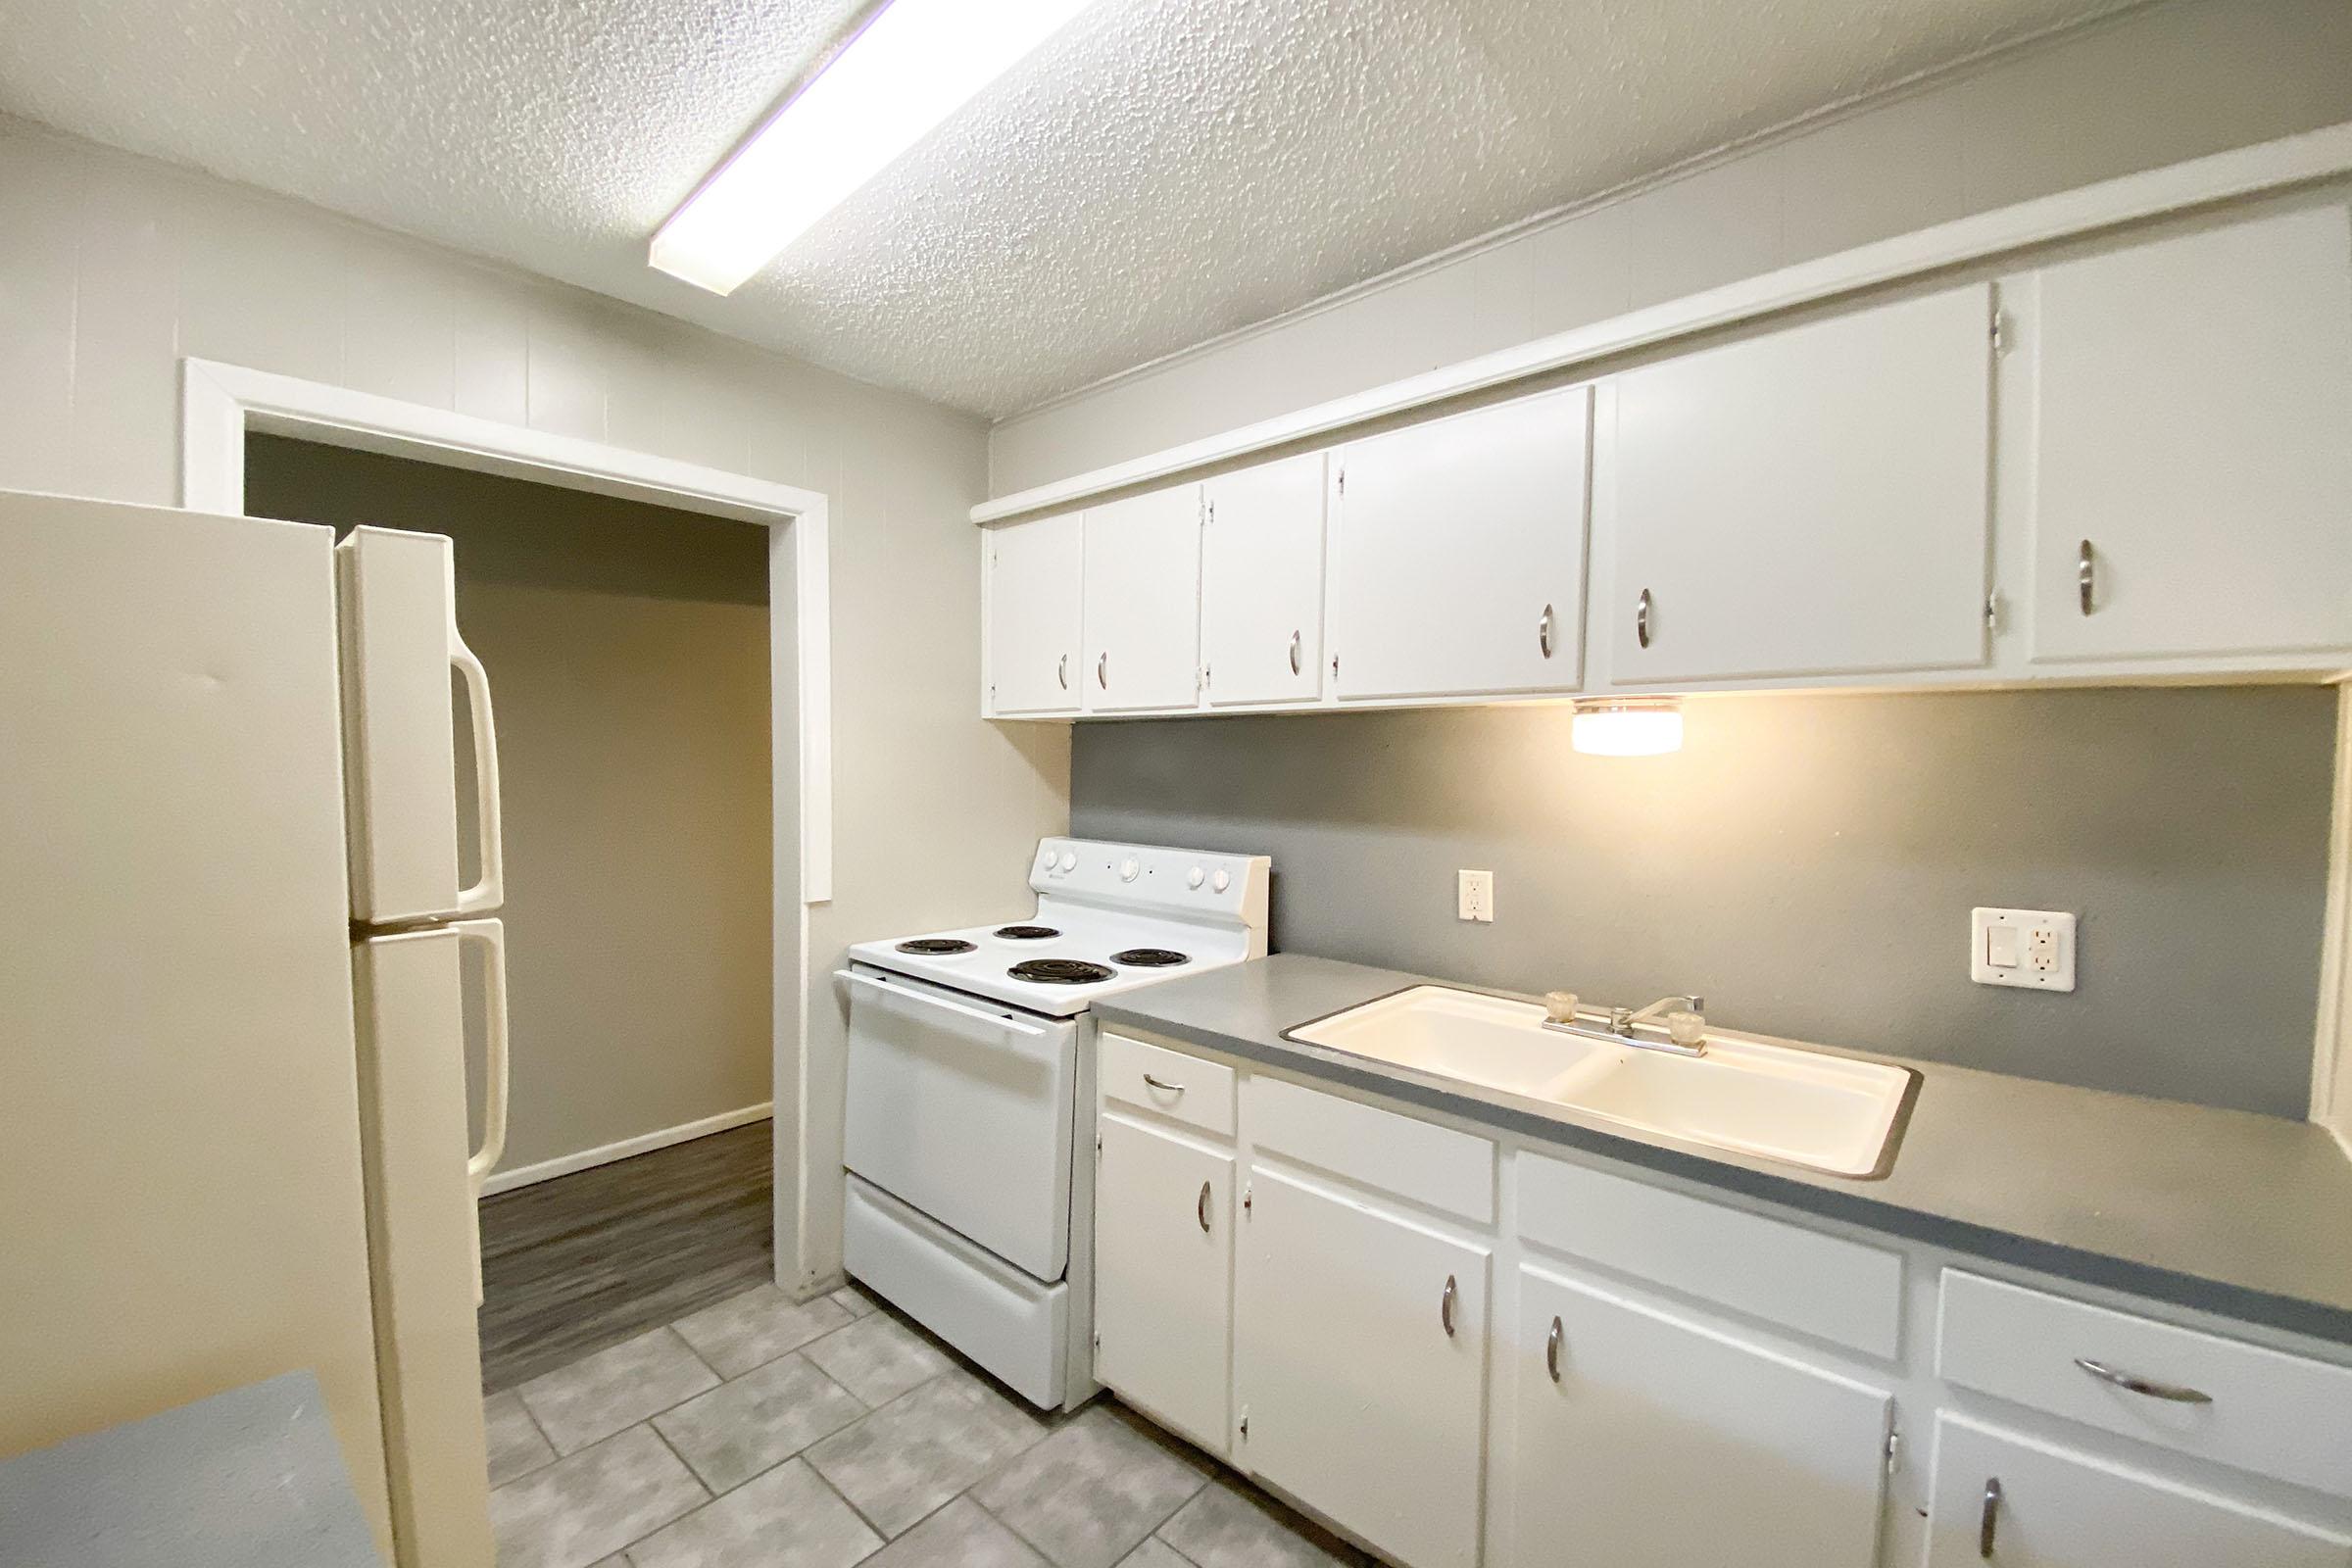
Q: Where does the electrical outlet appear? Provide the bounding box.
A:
[1457,869,1494,923]
[1971,907,2077,992]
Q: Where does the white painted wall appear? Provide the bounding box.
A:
[989,0,2352,494]
[0,117,1071,1294]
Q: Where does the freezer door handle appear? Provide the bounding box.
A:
[451,629,505,915]
[458,917,511,1185]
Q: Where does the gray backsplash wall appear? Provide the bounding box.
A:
[1070,687,2338,1118]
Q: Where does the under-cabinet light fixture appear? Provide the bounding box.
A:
[651,0,1103,294]
[1571,698,1684,757]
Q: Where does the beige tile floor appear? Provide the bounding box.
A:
[486,1282,1375,1568]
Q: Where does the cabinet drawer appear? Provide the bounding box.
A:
[1518,1152,1902,1359]
[1100,1033,1235,1138]
[1937,1270,2352,1499]
[1245,1073,1494,1224]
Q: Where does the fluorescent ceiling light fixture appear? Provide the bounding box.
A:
[1571,698,1684,757]
[652,0,1103,294]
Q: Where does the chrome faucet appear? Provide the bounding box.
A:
[1543,990,1709,1056]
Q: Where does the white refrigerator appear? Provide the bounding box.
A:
[0,488,511,1568]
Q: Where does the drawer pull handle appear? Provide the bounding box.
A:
[1289,629,1302,676]
[1097,651,1108,689]
[1544,1316,1563,1383]
[1197,1180,1211,1233]
[1440,1275,1458,1338]
[1057,653,1068,690]
[2077,539,2096,615]
[1537,603,1555,659]
[2072,1357,2212,1404]
[1635,587,1653,649]
[1979,1477,2000,1559]
[1141,1072,1185,1096]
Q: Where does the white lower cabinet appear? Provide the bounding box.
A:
[1236,1166,1491,1568]
[1090,1037,2352,1568]
[1924,1414,2352,1567]
[1510,1264,1892,1568]
[1092,1110,1233,1454]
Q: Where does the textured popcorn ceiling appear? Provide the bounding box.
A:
[0,0,2129,417]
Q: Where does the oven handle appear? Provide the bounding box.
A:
[837,968,1055,1038]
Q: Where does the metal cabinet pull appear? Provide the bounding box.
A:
[1197,1180,1212,1233]
[1141,1072,1185,1096]
[1056,653,1068,690]
[1289,630,1302,676]
[1544,1316,1563,1383]
[1440,1275,1458,1338]
[2077,539,2096,615]
[1636,588,1653,649]
[2073,1357,2212,1404]
[1097,651,1108,689]
[1537,603,1555,659]
[1979,1477,2001,1559]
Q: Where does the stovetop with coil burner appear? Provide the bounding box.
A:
[847,838,1270,1017]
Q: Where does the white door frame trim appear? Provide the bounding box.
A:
[179,356,829,1265]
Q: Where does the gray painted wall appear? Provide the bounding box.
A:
[1071,687,2338,1118]
[249,434,775,1174]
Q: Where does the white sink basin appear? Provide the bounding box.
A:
[1286,985,1914,1178]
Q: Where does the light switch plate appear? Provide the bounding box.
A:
[1971,907,2076,992]
[1457,869,1494,923]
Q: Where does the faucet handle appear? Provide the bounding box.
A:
[1666,1008,1707,1049]
[1543,991,1580,1025]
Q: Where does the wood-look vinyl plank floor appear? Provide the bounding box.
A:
[478,1121,774,1394]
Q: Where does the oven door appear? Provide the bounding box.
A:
[841,965,1078,1281]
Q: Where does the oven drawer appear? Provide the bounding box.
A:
[1937,1270,2352,1498]
[1101,1032,1236,1138]
[841,966,1079,1281]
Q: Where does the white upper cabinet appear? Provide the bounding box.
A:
[984,513,1084,716]
[1607,284,1993,685]
[1328,386,1590,702]
[1083,486,1202,713]
[2018,205,2352,664]
[1509,1265,1892,1568]
[1200,454,1327,708]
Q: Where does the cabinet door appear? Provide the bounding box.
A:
[1201,454,1326,707]
[1924,1414,2350,1567]
[1510,1265,1890,1568]
[1236,1166,1489,1568]
[1329,387,1588,701]
[1093,1111,1233,1454]
[2023,205,2352,663]
[1608,285,1991,683]
[985,514,1084,715]
[1083,486,1201,713]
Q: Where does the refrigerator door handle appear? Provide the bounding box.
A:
[450,628,505,916]
[457,917,510,1184]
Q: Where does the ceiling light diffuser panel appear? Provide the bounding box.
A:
[652,0,1104,294]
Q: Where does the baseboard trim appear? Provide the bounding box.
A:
[480,1103,773,1197]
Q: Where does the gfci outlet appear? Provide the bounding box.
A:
[1458,869,1494,923]
[1971,907,2077,992]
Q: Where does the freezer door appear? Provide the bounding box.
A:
[337,525,504,923]
[0,489,393,1547]
[354,921,505,1568]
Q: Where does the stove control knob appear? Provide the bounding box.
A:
[1187,866,1205,890]
[1057,851,1078,872]
[1212,869,1231,894]
[1119,857,1141,882]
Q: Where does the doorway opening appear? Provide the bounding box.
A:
[246,433,780,1389]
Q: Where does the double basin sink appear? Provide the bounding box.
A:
[1285,985,1915,1178]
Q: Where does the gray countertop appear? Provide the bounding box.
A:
[0,1372,383,1568]
[1095,954,2352,1346]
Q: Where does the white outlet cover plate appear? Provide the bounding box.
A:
[1971,906,2077,992]
[1458,869,1494,923]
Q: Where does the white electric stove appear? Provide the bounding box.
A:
[839,837,1271,1410]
